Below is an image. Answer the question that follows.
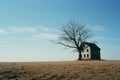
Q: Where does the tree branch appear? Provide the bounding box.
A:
[56,42,76,48]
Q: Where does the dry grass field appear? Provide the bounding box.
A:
[0,60,120,80]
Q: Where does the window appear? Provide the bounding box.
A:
[87,54,89,57]
[84,54,86,57]
[87,49,89,52]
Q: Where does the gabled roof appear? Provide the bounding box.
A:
[80,42,100,50]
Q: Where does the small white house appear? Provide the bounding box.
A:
[81,42,101,60]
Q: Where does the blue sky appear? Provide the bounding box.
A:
[0,0,120,62]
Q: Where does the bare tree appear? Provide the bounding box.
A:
[56,20,92,60]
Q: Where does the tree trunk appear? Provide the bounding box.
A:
[78,54,82,61]
[78,52,82,60]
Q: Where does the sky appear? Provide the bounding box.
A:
[0,0,120,62]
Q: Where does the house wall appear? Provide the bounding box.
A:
[91,48,101,60]
[81,45,91,59]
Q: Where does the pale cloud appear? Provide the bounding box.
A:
[87,25,106,31]
[95,36,120,42]
[0,29,7,34]
[93,26,105,31]
[2,26,60,40]
[30,27,59,40]
[8,26,59,33]
[9,26,37,33]
[39,27,51,32]
[32,33,59,40]
[39,26,59,33]
[94,36,108,40]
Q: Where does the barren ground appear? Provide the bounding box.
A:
[0,60,120,80]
